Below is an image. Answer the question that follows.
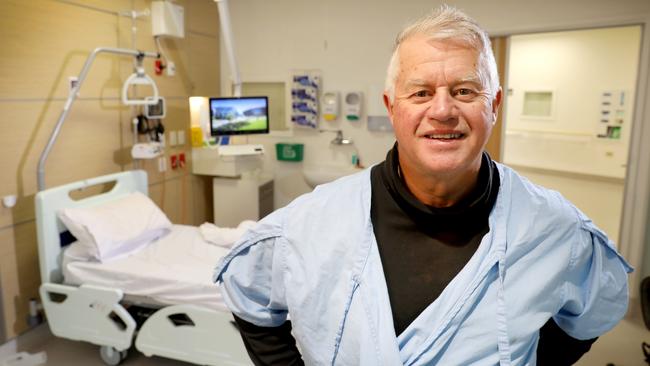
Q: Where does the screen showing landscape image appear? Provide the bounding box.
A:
[209,97,269,136]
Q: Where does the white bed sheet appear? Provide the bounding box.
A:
[62,224,230,311]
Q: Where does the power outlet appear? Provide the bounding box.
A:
[158,156,167,172]
[177,130,185,145]
[166,62,176,76]
[168,131,178,146]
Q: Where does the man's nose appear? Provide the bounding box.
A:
[426,90,455,121]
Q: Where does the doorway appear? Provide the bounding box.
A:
[501,25,642,245]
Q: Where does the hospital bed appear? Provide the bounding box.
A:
[35,169,251,366]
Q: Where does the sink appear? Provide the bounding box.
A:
[302,163,361,188]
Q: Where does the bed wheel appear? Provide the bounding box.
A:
[99,345,127,365]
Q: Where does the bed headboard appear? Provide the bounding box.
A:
[35,170,148,284]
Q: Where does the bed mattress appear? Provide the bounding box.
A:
[62,224,230,311]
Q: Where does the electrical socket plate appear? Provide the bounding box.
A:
[166,62,176,76]
[168,131,177,146]
[177,130,185,145]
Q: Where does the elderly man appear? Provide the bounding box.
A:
[214,5,631,365]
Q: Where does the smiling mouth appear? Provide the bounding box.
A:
[424,133,464,140]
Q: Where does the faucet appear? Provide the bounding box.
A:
[320,129,353,145]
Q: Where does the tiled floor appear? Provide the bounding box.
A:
[2,301,649,366]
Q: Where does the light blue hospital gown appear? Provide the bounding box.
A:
[214,163,632,366]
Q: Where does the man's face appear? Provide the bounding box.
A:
[384,35,501,181]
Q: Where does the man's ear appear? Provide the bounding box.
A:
[491,87,503,124]
[383,92,395,127]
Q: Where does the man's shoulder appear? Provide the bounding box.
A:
[496,163,580,222]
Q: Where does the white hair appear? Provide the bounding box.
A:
[384,5,499,102]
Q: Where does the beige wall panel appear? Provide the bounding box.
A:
[11,221,39,337]
[0,221,39,338]
[117,13,156,52]
[0,0,123,99]
[180,174,195,225]
[58,0,132,13]
[0,100,124,227]
[149,176,183,223]
[0,194,35,235]
[0,226,20,339]
[188,33,220,96]
[38,100,125,190]
[186,0,219,36]
[136,158,164,186]
[143,156,187,187]
[163,97,191,133]
[192,175,213,225]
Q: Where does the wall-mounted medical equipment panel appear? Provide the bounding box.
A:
[151,1,185,38]
[344,91,363,121]
[596,90,628,140]
[290,70,320,129]
[145,96,166,119]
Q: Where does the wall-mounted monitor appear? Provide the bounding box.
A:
[209,96,269,136]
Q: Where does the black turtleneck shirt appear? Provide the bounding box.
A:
[232,145,597,365]
[371,146,498,334]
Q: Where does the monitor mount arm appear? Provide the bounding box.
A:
[214,0,242,97]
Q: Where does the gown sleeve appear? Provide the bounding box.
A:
[215,234,290,327]
[553,219,633,340]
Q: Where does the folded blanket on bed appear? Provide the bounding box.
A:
[199,221,256,248]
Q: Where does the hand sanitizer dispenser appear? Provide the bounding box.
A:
[344,91,363,121]
[321,92,339,121]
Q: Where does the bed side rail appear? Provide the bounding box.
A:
[40,283,136,351]
[135,304,251,365]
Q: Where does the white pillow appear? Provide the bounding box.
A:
[58,192,172,262]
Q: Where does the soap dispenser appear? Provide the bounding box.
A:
[321,92,340,121]
[344,91,363,121]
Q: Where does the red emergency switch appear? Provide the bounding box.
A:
[178,153,186,168]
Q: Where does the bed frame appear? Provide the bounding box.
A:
[35,170,250,365]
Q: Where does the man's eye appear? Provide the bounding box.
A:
[413,90,430,98]
[455,88,473,96]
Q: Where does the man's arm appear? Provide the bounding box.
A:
[536,318,597,366]
[233,314,304,366]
